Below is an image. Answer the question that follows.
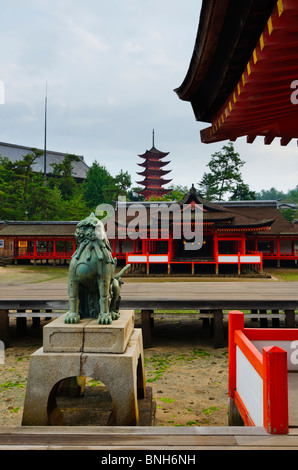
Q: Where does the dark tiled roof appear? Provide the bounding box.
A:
[115,187,298,235]
[225,205,298,235]
[0,221,77,237]
[0,142,89,180]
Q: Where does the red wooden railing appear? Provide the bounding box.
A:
[228,310,298,434]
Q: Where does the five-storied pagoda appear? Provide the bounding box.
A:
[136,130,172,200]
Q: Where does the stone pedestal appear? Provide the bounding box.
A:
[22,310,147,426]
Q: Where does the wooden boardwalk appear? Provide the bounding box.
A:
[1,278,298,303]
[1,279,298,348]
[0,426,298,450]
[1,279,298,449]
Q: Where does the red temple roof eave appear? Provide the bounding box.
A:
[203,95,298,142]
[199,0,298,144]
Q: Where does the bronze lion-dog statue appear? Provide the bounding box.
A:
[64,212,130,324]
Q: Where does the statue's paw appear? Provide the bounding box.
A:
[111,311,120,321]
[64,312,80,324]
[97,313,112,325]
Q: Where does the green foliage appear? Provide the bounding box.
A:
[159,397,175,404]
[148,184,189,202]
[83,161,132,210]
[229,182,256,201]
[198,142,250,201]
[202,406,219,415]
[0,380,26,389]
[0,151,132,221]
[256,185,298,222]
[256,186,286,200]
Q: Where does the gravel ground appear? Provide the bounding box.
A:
[0,315,229,427]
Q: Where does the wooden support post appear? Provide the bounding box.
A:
[32,310,40,328]
[200,310,210,329]
[212,309,225,349]
[0,309,9,347]
[285,309,295,328]
[16,317,27,337]
[140,309,153,348]
[263,346,288,434]
[251,309,258,323]
[260,309,268,328]
[271,309,280,328]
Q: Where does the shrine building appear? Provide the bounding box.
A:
[111,186,298,275]
[0,222,77,264]
[0,186,297,273]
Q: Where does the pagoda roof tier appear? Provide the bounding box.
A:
[137,169,171,177]
[138,146,169,159]
[136,178,172,187]
[175,0,298,146]
[138,160,171,168]
[139,189,172,200]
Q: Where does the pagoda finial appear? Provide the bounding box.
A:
[152,129,155,148]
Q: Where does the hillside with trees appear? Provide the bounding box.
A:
[0,144,297,222]
[0,150,131,221]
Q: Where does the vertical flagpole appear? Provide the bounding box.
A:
[44,81,47,181]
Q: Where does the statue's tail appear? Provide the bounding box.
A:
[114,264,131,280]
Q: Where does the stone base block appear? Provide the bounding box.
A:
[22,329,146,426]
[43,310,134,354]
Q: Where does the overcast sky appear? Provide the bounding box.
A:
[0,0,297,194]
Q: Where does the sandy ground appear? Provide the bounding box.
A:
[0,315,229,427]
[0,263,293,428]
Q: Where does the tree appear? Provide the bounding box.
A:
[0,151,89,221]
[197,172,218,200]
[198,142,251,201]
[113,170,131,197]
[83,161,116,209]
[256,187,286,200]
[146,185,189,202]
[49,154,82,200]
[127,186,145,201]
[229,182,256,201]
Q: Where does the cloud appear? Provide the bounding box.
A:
[0,0,297,194]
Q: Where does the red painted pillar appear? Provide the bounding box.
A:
[213,232,219,273]
[277,237,281,257]
[263,346,288,434]
[241,235,246,254]
[168,233,173,262]
[228,311,244,399]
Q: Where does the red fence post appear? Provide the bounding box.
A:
[228,311,244,399]
[263,345,288,434]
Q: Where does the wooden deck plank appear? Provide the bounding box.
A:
[1,280,298,303]
[0,426,298,450]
